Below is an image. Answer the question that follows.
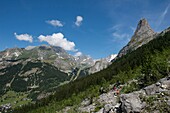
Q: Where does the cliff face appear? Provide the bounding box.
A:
[117,18,156,58]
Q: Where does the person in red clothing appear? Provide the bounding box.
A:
[116,89,120,95]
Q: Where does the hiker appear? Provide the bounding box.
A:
[116,89,120,95]
[113,86,116,91]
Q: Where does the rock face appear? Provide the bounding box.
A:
[74,54,95,68]
[88,54,117,74]
[117,18,156,58]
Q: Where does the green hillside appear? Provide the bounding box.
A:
[13,30,170,113]
[0,60,70,101]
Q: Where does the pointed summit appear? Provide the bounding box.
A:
[134,18,155,37]
[117,18,156,58]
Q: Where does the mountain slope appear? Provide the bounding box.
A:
[0,59,70,100]
[13,26,170,113]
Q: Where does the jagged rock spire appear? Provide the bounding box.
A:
[117,18,156,58]
[133,18,155,37]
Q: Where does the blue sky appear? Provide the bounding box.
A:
[0,0,170,59]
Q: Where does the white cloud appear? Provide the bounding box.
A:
[14,33,33,43]
[74,52,82,56]
[75,16,83,27]
[157,4,170,28]
[46,20,63,27]
[38,33,76,51]
[109,24,131,42]
[112,32,129,39]
[109,24,122,31]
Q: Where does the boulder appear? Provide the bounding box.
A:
[120,93,144,113]
[161,79,170,90]
[144,84,159,95]
[98,91,117,106]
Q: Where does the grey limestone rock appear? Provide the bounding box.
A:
[120,93,144,113]
[117,18,156,58]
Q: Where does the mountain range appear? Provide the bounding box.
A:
[1,18,170,113]
[0,43,116,100]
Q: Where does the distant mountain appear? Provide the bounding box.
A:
[88,54,117,74]
[0,45,97,100]
[0,45,95,73]
[0,44,118,80]
[0,48,23,60]
[0,44,117,100]
[74,54,95,68]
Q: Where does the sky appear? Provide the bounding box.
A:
[0,0,170,59]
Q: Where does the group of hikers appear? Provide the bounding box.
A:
[99,81,123,96]
[112,81,122,96]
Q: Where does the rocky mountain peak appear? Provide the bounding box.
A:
[74,54,95,67]
[117,18,156,58]
[134,18,155,37]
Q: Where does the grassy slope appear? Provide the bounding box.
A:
[14,31,170,113]
[0,91,31,108]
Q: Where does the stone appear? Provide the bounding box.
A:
[120,93,144,113]
[144,84,159,95]
[97,91,117,106]
[161,79,170,90]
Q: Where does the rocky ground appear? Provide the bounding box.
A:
[59,76,170,113]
